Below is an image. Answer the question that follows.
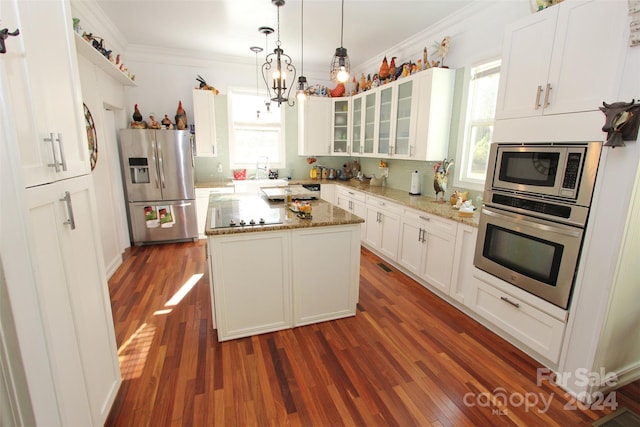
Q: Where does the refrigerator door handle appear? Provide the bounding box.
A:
[157,140,166,189]
[176,202,192,207]
[151,137,160,189]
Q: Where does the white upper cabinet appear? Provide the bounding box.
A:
[413,68,455,161]
[331,98,351,154]
[376,85,394,156]
[193,89,218,157]
[298,96,331,156]
[2,0,90,187]
[496,0,628,120]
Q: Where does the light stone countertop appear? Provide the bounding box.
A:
[205,193,364,236]
[197,178,480,228]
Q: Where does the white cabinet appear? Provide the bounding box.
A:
[208,224,361,341]
[495,0,627,120]
[471,272,566,363]
[1,0,120,424]
[449,224,480,305]
[351,90,378,156]
[413,68,455,161]
[362,195,401,261]
[298,96,331,155]
[24,175,121,426]
[196,188,210,239]
[376,85,394,156]
[398,208,457,294]
[192,89,217,156]
[210,231,292,341]
[331,98,350,154]
[320,183,336,204]
[3,0,90,187]
[373,69,453,160]
[336,187,366,238]
[292,226,361,326]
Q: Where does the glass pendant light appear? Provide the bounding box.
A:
[330,0,350,83]
[250,46,264,119]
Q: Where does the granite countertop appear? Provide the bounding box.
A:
[197,178,480,227]
[205,193,364,236]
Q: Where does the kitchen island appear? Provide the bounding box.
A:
[205,193,364,341]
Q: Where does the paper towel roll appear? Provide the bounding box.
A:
[410,170,421,195]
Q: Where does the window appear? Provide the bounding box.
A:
[455,59,500,190]
[228,89,285,169]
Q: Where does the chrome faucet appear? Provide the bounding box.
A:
[255,156,268,179]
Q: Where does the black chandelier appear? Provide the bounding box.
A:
[330,0,350,83]
[261,0,296,107]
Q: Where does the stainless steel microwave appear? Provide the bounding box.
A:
[486,142,602,207]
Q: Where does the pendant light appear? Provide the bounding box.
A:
[330,0,350,83]
[259,26,274,113]
[261,0,296,107]
[250,46,264,119]
[296,0,308,101]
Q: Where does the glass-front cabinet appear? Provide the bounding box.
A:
[377,86,393,156]
[351,91,377,156]
[351,95,363,155]
[363,91,377,155]
[394,80,415,157]
[331,99,350,154]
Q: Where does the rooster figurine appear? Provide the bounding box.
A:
[433,158,454,203]
[132,104,143,122]
[175,100,187,130]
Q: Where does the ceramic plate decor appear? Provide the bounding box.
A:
[84,103,98,170]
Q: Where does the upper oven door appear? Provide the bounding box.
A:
[474,206,584,309]
[492,145,569,198]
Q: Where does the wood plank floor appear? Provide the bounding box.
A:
[105,241,639,426]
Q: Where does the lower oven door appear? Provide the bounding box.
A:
[474,206,584,309]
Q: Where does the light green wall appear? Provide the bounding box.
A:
[195,70,482,204]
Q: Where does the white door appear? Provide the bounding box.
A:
[495,7,556,120]
[544,0,628,115]
[2,0,89,187]
[398,219,425,276]
[25,175,121,426]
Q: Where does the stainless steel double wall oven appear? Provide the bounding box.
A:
[474,142,602,309]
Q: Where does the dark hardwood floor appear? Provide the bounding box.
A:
[105,241,639,426]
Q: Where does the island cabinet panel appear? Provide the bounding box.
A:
[292,225,361,326]
[209,231,292,341]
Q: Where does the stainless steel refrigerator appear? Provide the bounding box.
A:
[119,129,198,245]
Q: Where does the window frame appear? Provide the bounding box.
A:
[227,87,286,170]
[454,58,501,192]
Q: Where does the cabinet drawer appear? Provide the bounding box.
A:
[337,187,366,203]
[473,280,565,363]
[404,208,456,236]
[366,195,402,214]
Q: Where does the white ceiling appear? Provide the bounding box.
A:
[95,0,474,75]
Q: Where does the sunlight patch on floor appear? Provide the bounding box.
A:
[118,322,156,380]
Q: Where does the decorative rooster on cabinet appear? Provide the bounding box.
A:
[433,158,453,202]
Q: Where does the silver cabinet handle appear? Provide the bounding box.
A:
[417,228,422,242]
[45,133,67,172]
[500,296,520,308]
[60,191,76,230]
[543,83,551,108]
[419,215,430,222]
[57,133,67,171]
[534,85,543,110]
